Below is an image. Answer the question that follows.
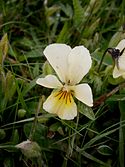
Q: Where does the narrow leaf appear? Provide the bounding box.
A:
[73,0,84,30]
[119,100,125,167]
[0,33,8,65]
[79,103,95,120]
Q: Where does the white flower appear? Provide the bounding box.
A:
[36,44,93,120]
[112,39,125,78]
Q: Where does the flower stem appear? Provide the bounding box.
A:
[97,48,110,72]
[29,97,43,141]
[62,113,79,167]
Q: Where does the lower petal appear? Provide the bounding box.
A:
[119,55,125,70]
[43,90,77,120]
[113,66,125,78]
[73,84,93,107]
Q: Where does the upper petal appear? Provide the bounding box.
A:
[73,84,93,107]
[116,39,125,52]
[43,44,71,83]
[67,46,92,85]
[36,75,63,89]
[43,90,77,120]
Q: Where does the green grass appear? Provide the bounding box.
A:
[0,0,125,166]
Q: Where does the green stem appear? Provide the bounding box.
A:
[97,48,109,72]
[62,113,79,167]
[29,97,43,141]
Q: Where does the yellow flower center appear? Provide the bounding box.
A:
[54,85,74,104]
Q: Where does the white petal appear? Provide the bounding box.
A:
[36,75,63,88]
[113,66,125,78]
[118,54,125,70]
[73,84,93,107]
[43,90,77,120]
[116,39,125,52]
[43,44,71,83]
[67,46,92,85]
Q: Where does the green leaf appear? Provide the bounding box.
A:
[0,33,8,65]
[3,158,14,167]
[5,71,16,101]
[15,78,28,112]
[25,48,43,59]
[24,123,48,145]
[92,50,113,66]
[97,145,113,156]
[108,75,124,85]
[82,122,125,151]
[73,0,84,30]
[82,18,100,38]
[49,122,64,135]
[76,148,111,167]
[10,129,19,145]
[0,71,16,111]
[42,61,54,76]
[119,100,125,167]
[56,22,71,43]
[89,71,103,95]
[85,0,103,16]
[22,78,37,96]
[0,129,6,140]
[60,3,73,18]
[79,103,95,120]
[108,27,125,48]
[18,37,35,48]
[45,5,60,17]
[49,122,61,131]
[33,62,40,78]
[107,94,125,102]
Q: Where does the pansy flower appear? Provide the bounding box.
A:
[36,44,93,120]
[109,39,125,78]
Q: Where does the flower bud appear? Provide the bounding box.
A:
[18,109,26,119]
